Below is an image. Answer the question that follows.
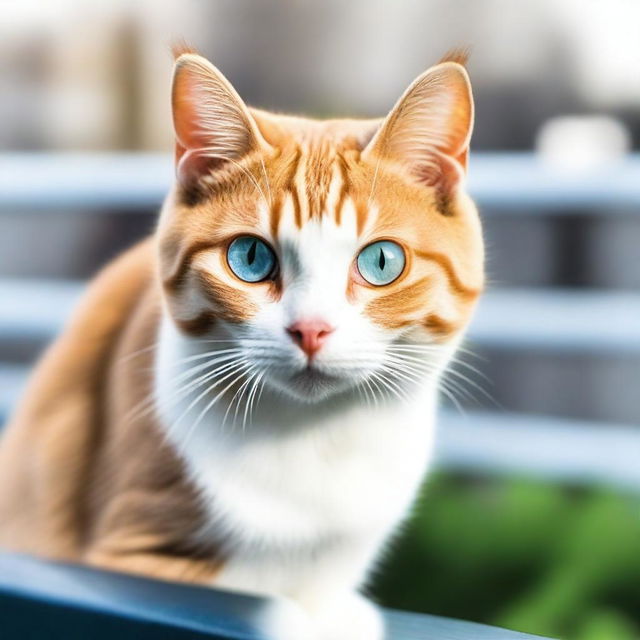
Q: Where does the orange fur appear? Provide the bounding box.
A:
[0,51,483,588]
[0,241,222,581]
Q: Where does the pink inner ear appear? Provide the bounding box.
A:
[411,151,465,198]
[175,147,229,186]
[172,66,210,153]
[172,72,235,185]
[175,142,187,166]
[456,147,469,172]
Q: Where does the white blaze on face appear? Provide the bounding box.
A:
[244,173,388,394]
[280,216,357,324]
[274,162,372,326]
[255,199,274,238]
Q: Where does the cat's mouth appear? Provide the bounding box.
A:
[260,356,370,402]
[286,364,347,399]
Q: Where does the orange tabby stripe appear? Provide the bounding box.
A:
[413,250,481,300]
[273,147,301,234]
[286,147,304,228]
[334,154,350,225]
[423,313,461,337]
[163,241,223,292]
[174,311,216,335]
[355,200,369,236]
[290,185,302,228]
[365,277,431,329]
[196,271,258,322]
[305,142,334,220]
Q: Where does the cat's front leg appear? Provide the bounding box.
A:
[262,592,383,640]
[288,534,387,639]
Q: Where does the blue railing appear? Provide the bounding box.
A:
[2,151,640,213]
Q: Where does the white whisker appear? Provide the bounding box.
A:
[223,367,258,430]
[176,361,254,450]
[187,362,254,438]
[175,359,251,429]
[244,369,266,432]
[127,355,247,426]
[119,343,158,364]
[201,152,269,206]
[258,155,273,206]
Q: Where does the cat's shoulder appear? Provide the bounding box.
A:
[67,237,157,333]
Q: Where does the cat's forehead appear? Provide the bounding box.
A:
[250,109,380,151]
[253,114,371,218]
[264,144,370,237]
[179,131,455,257]
[175,110,473,262]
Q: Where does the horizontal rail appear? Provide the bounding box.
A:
[468,152,640,211]
[0,364,25,415]
[436,410,640,491]
[1,279,639,355]
[1,364,639,490]
[470,287,640,355]
[0,153,173,212]
[0,278,82,342]
[1,152,640,213]
[0,552,549,639]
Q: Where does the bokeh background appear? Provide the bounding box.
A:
[1,1,639,638]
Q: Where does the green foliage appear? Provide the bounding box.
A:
[574,610,639,640]
[370,473,640,640]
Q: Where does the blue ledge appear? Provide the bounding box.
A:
[0,552,549,639]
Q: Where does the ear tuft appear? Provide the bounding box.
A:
[170,40,199,60]
[438,46,471,67]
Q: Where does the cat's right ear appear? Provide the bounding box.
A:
[362,61,473,203]
[171,54,269,186]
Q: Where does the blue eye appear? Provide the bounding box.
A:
[227,236,276,282]
[357,240,405,286]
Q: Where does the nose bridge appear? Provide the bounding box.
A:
[283,234,349,321]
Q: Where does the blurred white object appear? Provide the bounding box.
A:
[536,115,631,173]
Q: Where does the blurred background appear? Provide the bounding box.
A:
[1,1,639,638]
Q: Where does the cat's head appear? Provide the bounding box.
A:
[157,51,483,403]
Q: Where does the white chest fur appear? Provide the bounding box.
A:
[154,319,439,599]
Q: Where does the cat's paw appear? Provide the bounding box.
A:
[260,596,316,640]
[313,593,384,640]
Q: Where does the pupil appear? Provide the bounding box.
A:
[247,240,257,265]
[378,248,386,270]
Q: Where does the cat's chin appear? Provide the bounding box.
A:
[272,366,355,403]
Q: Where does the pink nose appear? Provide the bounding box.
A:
[286,319,335,359]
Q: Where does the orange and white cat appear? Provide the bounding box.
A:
[0,48,483,639]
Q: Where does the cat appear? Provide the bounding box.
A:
[0,47,483,640]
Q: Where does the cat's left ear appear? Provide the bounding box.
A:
[172,53,270,185]
[363,62,473,197]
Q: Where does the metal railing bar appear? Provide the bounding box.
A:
[1,279,639,355]
[1,152,639,214]
[1,364,638,491]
